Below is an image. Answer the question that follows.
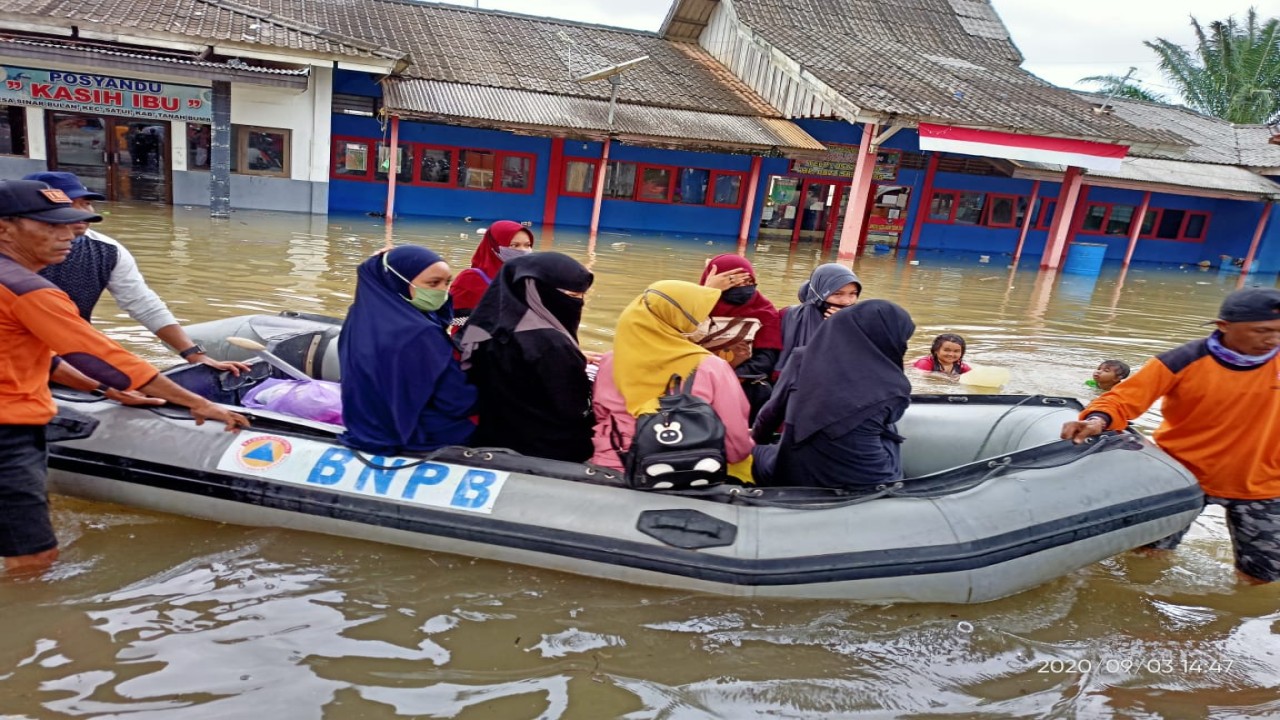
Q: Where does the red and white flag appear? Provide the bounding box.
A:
[917,123,1128,172]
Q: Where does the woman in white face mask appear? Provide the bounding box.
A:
[587,280,756,482]
[449,220,534,324]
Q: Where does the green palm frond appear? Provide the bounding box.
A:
[1078,74,1167,103]
[1145,9,1280,124]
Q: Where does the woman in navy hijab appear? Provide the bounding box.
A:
[339,246,477,454]
[754,300,915,488]
[776,263,862,373]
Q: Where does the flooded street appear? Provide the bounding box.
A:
[3,204,1279,718]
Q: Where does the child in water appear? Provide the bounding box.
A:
[1085,359,1130,392]
[912,333,971,376]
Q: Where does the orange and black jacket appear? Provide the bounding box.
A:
[1082,338,1280,500]
[1,253,157,426]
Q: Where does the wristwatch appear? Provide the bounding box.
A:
[178,344,206,359]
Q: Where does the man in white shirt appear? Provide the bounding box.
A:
[25,172,247,374]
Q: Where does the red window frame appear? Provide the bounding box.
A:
[1179,211,1211,241]
[331,135,376,181]
[707,170,747,208]
[561,157,600,197]
[331,137,535,194]
[414,143,456,187]
[1034,198,1057,230]
[492,151,537,194]
[374,140,415,185]
[559,159,747,208]
[983,193,1022,228]
[1077,202,1112,235]
[635,163,677,203]
[926,190,957,223]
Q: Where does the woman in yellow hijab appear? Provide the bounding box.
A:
[589,280,755,481]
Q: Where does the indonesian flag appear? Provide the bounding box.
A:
[917,123,1128,172]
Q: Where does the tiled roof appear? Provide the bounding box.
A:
[384,79,824,154]
[1075,92,1280,168]
[216,0,783,117]
[716,0,1179,146]
[0,0,404,63]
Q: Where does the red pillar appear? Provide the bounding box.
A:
[1240,201,1273,276]
[1122,191,1152,267]
[835,122,877,259]
[382,115,400,250]
[1012,180,1040,264]
[737,155,762,254]
[587,138,611,243]
[1041,166,1083,270]
[908,152,939,251]
[1056,183,1092,268]
[543,137,565,229]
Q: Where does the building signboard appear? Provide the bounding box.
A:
[792,144,900,181]
[0,65,212,122]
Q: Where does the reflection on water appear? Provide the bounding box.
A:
[4,204,1279,717]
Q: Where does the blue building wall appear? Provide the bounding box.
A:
[327,72,1280,263]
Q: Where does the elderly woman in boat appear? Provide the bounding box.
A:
[339,246,477,455]
[754,300,915,488]
[460,252,595,462]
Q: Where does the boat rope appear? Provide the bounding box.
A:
[891,432,1133,498]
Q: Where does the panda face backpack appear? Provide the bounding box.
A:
[611,370,728,490]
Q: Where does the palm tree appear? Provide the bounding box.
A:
[1079,74,1167,103]
[1145,8,1280,124]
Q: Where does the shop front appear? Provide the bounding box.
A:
[758,144,911,249]
[0,65,212,203]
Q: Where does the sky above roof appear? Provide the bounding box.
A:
[433,0,1268,103]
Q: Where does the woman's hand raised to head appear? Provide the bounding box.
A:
[703,264,750,291]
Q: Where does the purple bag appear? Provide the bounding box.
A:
[242,378,344,426]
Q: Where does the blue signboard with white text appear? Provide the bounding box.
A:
[0,65,212,122]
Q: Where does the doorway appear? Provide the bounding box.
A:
[47,112,170,203]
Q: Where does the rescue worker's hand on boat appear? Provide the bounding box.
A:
[103,388,165,407]
[1060,416,1106,444]
[187,352,252,377]
[188,400,251,431]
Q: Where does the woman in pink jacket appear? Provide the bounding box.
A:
[589,280,755,482]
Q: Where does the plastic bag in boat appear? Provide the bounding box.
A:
[241,378,344,426]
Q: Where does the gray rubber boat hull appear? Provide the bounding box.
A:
[46,360,1203,604]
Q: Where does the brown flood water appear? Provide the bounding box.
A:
[2,204,1278,718]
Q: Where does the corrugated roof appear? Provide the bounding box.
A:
[1015,157,1280,201]
[1075,92,1280,168]
[665,0,1181,147]
[0,0,404,65]
[214,0,782,118]
[383,79,825,154]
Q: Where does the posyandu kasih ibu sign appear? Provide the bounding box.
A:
[0,66,212,122]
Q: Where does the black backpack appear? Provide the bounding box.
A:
[612,370,728,490]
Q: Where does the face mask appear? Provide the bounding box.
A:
[721,285,756,306]
[384,252,449,313]
[410,287,449,313]
[497,246,532,263]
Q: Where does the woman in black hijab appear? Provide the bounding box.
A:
[459,252,595,461]
[753,300,916,488]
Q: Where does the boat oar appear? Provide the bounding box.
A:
[225,336,312,382]
[959,365,1011,388]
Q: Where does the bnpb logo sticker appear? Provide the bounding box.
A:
[235,435,292,470]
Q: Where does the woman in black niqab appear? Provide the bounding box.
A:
[754,299,916,488]
[459,252,596,461]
